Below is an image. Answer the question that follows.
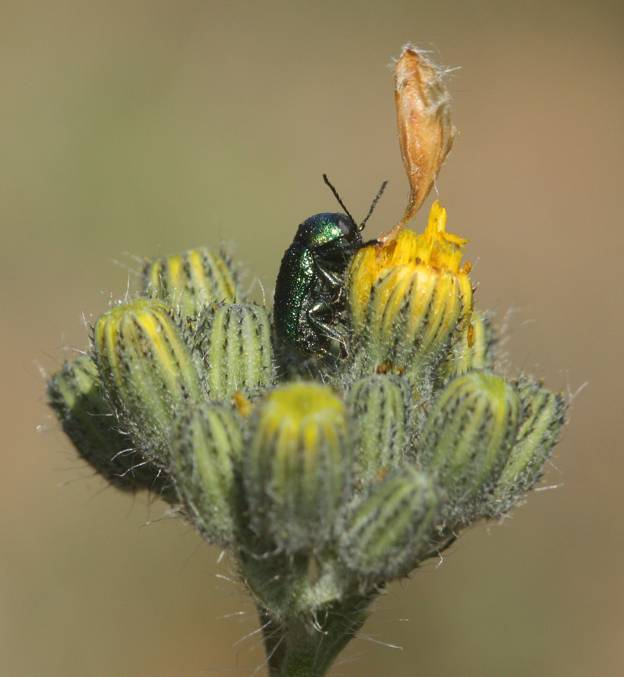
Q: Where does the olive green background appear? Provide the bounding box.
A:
[1,1,622,675]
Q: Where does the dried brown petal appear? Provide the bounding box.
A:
[380,45,456,243]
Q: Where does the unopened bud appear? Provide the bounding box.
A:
[94,299,202,458]
[171,403,243,545]
[142,247,238,321]
[339,468,441,579]
[244,383,349,552]
[47,355,173,497]
[193,303,274,401]
[419,372,520,519]
[346,374,408,484]
[490,380,567,513]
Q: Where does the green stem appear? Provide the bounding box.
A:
[260,593,375,677]
[239,542,376,675]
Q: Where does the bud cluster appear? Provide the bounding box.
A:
[48,234,567,603]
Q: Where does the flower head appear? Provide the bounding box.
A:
[348,201,473,376]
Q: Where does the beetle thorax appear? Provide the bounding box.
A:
[296,213,361,249]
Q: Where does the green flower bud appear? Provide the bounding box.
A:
[338,468,441,579]
[442,310,497,380]
[419,372,520,519]
[346,374,408,484]
[171,403,243,545]
[142,247,238,321]
[94,299,203,458]
[47,355,173,497]
[193,303,274,401]
[244,382,349,552]
[490,380,567,513]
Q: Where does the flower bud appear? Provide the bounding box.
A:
[94,299,202,458]
[171,403,243,545]
[366,264,469,374]
[47,355,173,497]
[346,374,408,484]
[348,201,472,376]
[193,303,274,401]
[244,382,349,552]
[419,372,520,519]
[338,468,441,579]
[490,380,567,513]
[142,247,238,321]
[442,310,496,380]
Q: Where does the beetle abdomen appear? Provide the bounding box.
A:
[273,243,315,350]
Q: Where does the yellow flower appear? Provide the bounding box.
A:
[347,201,473,374]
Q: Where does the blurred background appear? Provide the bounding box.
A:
[1,0,622,675]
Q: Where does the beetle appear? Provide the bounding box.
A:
[273,175,387,359]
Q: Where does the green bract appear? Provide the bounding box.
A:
[47,354,173,499]
[419,371,520,522]
[142,246,238,322]
[192,303,274,401]
[346,374,408,484]
[171,403,243,545]
[339,468,441,579]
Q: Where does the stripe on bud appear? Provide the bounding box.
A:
[94,299,202,458]
[441,310,497,380]
[171,403,243,545]
[419,372,520,520]
[47,355,173,497]
[142,247,238,321]
[193,303,274,401]
[244,383,349,552]
[490,379,567,514]
[346,374,408,484]
[338,468,441,579]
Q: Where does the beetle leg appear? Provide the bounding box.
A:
[312,258,343,290]
[312,260,347,308]
[307,300,348,357]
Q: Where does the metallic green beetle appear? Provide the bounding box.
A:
[273,176,386,358]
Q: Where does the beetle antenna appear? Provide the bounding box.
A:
[359,180,388,231]
[322,174,357,226]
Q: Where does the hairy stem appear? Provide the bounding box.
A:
[259,593,375,677]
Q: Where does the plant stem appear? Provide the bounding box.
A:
[259,593,374,676]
